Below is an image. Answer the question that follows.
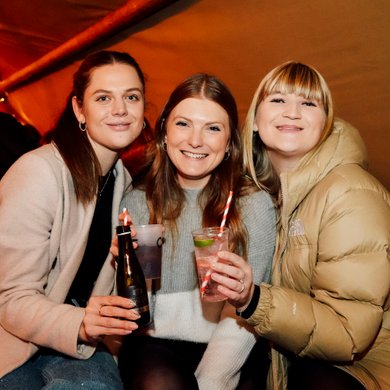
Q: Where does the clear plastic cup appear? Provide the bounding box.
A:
[192,227,229,302]
[134,224,164,279]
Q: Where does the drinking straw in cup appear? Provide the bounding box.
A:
[219,190,233,234]
[192,191,233,301]
[193,227,230,301]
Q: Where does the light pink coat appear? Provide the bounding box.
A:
[0,143,131,378]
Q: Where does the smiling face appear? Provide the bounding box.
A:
[165,97,230,189]
[255,92,326,172]
[72,62,144,168]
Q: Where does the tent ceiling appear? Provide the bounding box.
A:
[0,0,122,76]
[0,0,389,189]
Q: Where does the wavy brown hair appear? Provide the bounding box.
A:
[48,50,145,205]
[140,73,248,257]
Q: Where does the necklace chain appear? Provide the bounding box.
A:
[99,170,112,196]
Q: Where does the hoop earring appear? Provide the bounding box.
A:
[143,121,146,129]
[224,150,231,161]
[162,141,167,152]
[79,122,87,132]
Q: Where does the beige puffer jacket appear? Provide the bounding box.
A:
[247,119,390,389]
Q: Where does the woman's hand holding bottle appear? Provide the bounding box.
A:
[80,209,144,345]
[78,295,140,345]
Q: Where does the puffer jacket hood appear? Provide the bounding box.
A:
[280,118,368,218]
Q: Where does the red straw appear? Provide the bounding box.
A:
[219,190,233,233]
[200,273,211,296]
[200,190,233,297]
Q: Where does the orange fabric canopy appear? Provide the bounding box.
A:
[0,0,389,188]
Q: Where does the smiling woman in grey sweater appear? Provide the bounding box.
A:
[118,73,276,390]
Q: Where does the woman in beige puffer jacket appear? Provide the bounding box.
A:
[212,61,390,389]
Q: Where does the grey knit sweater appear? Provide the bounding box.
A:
[121,188,276,390]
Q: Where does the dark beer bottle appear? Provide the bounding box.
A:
[116,224,150,327]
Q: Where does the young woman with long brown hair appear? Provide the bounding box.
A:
[0,50,147,389]
[118,73,276,390]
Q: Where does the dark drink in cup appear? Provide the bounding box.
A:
[136,244,162,280]
[134,224,164,280]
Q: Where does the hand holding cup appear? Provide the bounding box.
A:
[210,250,255,310]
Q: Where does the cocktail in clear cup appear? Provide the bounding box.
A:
[192,227,229,302]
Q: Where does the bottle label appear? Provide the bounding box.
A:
[134,305,150,314]
[124,286,150,327]
[123,286,149,311]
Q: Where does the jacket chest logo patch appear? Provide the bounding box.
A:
[289,219,305,236]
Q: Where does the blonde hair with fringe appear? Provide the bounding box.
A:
[242,61,334,195]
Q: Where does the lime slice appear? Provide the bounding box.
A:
[194,238,215,247]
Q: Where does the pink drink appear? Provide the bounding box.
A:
[196,257,226,301]
[192,227,229,302]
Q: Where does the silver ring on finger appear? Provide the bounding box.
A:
[239,282,245,294]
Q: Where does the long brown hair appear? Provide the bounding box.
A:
[49,50,145,205]
[142,73,248,257]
